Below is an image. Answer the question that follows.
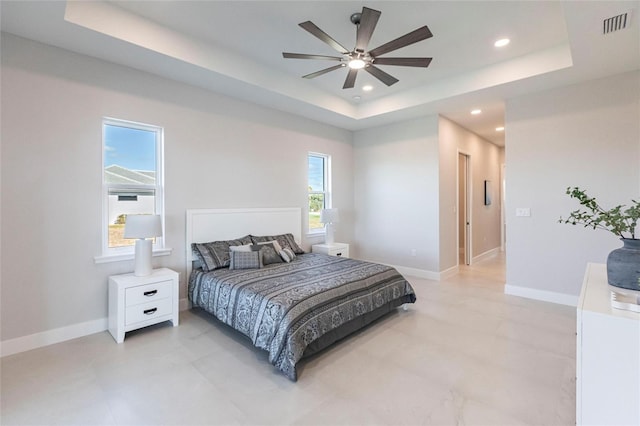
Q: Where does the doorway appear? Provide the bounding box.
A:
[458,152,471,265]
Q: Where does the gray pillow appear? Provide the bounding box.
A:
[229,250,263,270]
[192,235,252,272]
[251,233,305,255]
[253,243,283,265]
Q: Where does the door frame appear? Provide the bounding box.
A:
[501,162,506,252]
[457,150,472,266]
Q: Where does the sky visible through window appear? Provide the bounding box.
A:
[104,124,156,171]
[308,155,324,191]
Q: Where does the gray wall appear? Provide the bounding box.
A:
[352,115,503,276]
[4,31,636,346]
[352,117,440,273]
[505,71,640,302]
[1,34,354,342]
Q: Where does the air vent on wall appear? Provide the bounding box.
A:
[603,12,629,34]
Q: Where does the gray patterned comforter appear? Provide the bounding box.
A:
[189,253,416,380]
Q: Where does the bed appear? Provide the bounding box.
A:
[186,208,416,381]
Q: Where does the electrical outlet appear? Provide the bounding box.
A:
[516,208,531,217]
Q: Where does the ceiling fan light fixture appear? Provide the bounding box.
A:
[349,59,366,69]
[282,7,433,89]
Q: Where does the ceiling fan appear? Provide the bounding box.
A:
[282,7,433,89]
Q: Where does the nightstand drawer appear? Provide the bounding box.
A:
[312,243,349,258]
[125,297,173,326]
[125,280,173,307]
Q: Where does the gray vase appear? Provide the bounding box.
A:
[607,238,640,291]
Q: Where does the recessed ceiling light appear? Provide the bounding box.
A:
[494,38,510,47]
[353,95,362,102]
[362,85,373,92]
[471,109,482,115]
[496,126,505,132]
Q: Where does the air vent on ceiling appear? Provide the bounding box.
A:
[603,12,629,34]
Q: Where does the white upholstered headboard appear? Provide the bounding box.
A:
[185,208,302,277]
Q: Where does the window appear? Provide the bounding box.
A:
[101,118,164,257]
[308,153,331,233]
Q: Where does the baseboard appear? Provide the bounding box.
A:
[371,261,459,282]
[1,299,193,358]
[504,284,578,307]
[473,247,500,263]
[0,317,108,358]
[439,265,459,280]
[388,264,441,281]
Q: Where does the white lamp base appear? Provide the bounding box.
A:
[134,238,153,276]
[325,223,335,245]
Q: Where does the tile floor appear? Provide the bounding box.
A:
[1,253,577,425]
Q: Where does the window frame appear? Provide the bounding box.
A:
[308,152,332,235]
[97,117,166,261]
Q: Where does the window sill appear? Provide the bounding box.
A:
[94,248,172,264]
[306,232,326,238]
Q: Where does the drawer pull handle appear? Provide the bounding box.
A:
[143,308,158,315]
[143,290,158,297]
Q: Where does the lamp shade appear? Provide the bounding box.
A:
[124,214,162,239]
[320,208,340,224]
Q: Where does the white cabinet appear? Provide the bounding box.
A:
[576,263,640,426]
[312,243,349,258]
[108,268,179,343]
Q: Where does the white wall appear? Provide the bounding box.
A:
[438,116,504,271]
[1,34,354,343]
[353,116,440,275]
[505,71,640,303]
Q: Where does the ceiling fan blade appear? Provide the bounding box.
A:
[303,64,345,79]
[343,68,358,89]
[373,57,432,67]
[364,65,399,86]
[299,21,349,54]
[355,7,381,51]
[368,26,433,58]
[283,53,343,61]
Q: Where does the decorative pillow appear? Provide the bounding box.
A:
[279,247,297,263]
[251,233,304,255]
[255,240,283,253]
[230,244,254,252]
[253,243,283,265]
[192,235,252,272]
[229,250,263,270]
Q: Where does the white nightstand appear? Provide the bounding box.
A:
[312,243,349,258]
[108,268,179,343]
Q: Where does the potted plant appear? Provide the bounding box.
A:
[559,187,640,291]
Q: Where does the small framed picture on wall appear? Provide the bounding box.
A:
[484,180,492,205]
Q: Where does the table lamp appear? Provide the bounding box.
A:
[320,208,340,245]
[124,214,162,276]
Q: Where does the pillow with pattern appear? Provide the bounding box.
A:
[192,235,252,272]
[229,250,263,270]
[255,240,283,253]
[279,247,297,263]
[251,233,304,255]
[253,243,283,265]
